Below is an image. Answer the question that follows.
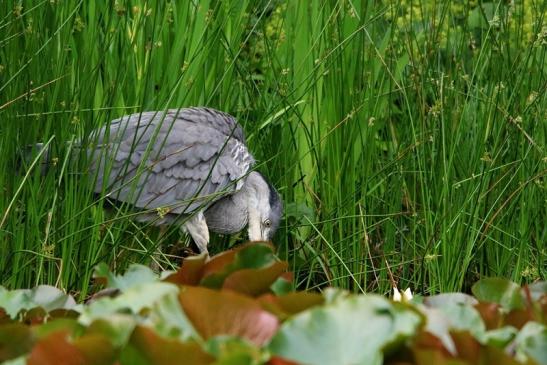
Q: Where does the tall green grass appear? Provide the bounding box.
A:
[1,0,545,299]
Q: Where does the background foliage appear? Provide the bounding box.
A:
[0,0,545,298]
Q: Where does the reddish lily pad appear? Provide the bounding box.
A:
[179,286,279,346]
[482,346,523,365]
[505,308,534,330]
[20,319,117,363]
[163,253,208,286]
[259,292,324,319]
[121,325,214,365]
[201,250,239,278]
[72,334,117,365]
[413,348,469,365]
[0,323,34,362]
[27,331,85,365]
[450,331,481,364]
[222,261,288,296]
[164,242,281,292]
[474,302,502,330]
[201,243,278,289]
[418,307,457,355]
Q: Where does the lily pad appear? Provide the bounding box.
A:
[179,286,279,346]
[472,278,524,311]
[79,282,178,325]
[84,315,136,348]
[163,253,208,286]
[120,325,214,365]
[94,263,158,291]
[268,294,422,365]
[164,243,282,292]
[147,290,198,341]
[0,285,77,319]
[205,336,264,365]
[436,303,486,342]
[514,322,547,365]
[0,323,34,362]
[27,330,116,365]
[418,306,457,355]
[526,281,547,302]
[424,293,479,308]
[200,243,279,289]
[27,330,85,365]
[259,292,324,319]
[222,261,288,296]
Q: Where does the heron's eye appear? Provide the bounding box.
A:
[263,219,272,228]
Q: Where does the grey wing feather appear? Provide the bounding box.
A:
[89,108,254,217]
[174,107,247,143]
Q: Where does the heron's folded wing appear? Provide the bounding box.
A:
[168,107,246,144]
[89,111,254,215]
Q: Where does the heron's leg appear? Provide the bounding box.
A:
[183,212,210,254]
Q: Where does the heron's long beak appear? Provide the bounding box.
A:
[247,209,262,241]
[248,226,262,241]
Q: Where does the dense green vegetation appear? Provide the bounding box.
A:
[0,243,545,365]
[0,0,545,299]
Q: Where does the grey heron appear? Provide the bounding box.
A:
[88,107,282,254]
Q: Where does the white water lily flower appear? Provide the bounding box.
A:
[393,287,413,302]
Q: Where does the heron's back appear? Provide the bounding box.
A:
[89,108,254,221]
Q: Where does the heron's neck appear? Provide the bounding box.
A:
[203,172,266,236]
[203,187,249,234]
[231,175,264,220]
[240,171,270,241]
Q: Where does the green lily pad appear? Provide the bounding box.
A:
[269,276,293,296]
[148,290,199,341]
[437,303,486,342]
[472,278,524,311]
[268,294,422,365]
[424,293,478,308]
[483,326,518,347]
[514,322,547,365]
[527,281,547,302]
[0,285,77,319]
[84,315,136,348]
[205,336,264,365]
[94,263,158,291]
[79,282,178,325]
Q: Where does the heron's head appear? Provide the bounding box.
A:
[245,171,283,242]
